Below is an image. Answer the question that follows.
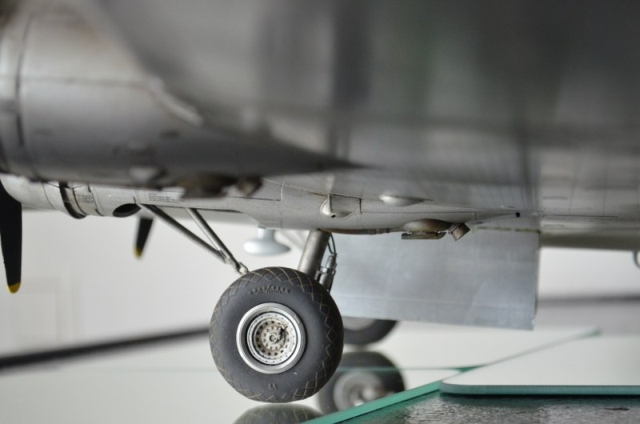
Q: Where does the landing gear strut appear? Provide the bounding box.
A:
[142,209,344,402]
[211,230,343,402]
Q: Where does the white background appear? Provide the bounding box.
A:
[0,212,639,355]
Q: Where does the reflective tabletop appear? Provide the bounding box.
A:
[1,299,639,423]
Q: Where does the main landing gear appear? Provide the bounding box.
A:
[210,267,343,402]
[140,206,344,402]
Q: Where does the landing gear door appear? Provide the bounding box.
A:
[330,229,540,330]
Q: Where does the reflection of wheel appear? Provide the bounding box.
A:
[210,267,344,403]
[343,317,398,345]
[233,405,322,424]
[317,351,405,414]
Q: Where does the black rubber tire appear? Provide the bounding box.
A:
[317,351,405,414]
[343,318,398,345]
[233,405,322,424]
[210,267,344,403]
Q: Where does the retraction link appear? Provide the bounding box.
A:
[141,205,248,274]
[141,206,338,289]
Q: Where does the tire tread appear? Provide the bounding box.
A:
[210,267,343,402]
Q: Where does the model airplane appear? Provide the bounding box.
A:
[0,0,638,402]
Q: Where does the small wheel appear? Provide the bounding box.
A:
[317,351,405,413]
[343,317,398,345]
[210,267,344,403]
[233,405,322,424]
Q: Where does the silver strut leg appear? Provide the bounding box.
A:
[141,205,248,274]
[298,230,338,291]
[298,230,330,277]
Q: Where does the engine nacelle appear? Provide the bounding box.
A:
[0,174,142,219]
[0,1,342,193]
[0,1,193,187]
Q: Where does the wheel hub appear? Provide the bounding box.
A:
[248,312,297,365]
[237,303,306,374]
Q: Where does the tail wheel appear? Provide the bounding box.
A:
[343,317,398,345]
[210,267,344,403]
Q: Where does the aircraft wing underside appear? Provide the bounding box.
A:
[97,0,640,248]
[1,0,640,250]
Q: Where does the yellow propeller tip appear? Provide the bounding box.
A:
[8,282,20,294]
[134,248,143,259]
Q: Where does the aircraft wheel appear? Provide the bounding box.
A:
[210,267,344,403]
[233,404,322,424]
[343,317,398,345]
[317,351,405,413]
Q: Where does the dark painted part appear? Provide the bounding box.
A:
[0,179,21,288]
[135,217,154,257]
[0,327,208,371]
[58,183,85,219]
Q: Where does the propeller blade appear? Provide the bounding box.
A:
[0,180,22,293]
[135,217,154,258]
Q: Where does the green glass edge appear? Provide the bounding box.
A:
[306,381,442,424]
[440,383,640,396]
[308,327,603,422]
[440,329,607,395]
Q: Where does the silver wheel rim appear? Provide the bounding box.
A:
[237,303,306,374]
